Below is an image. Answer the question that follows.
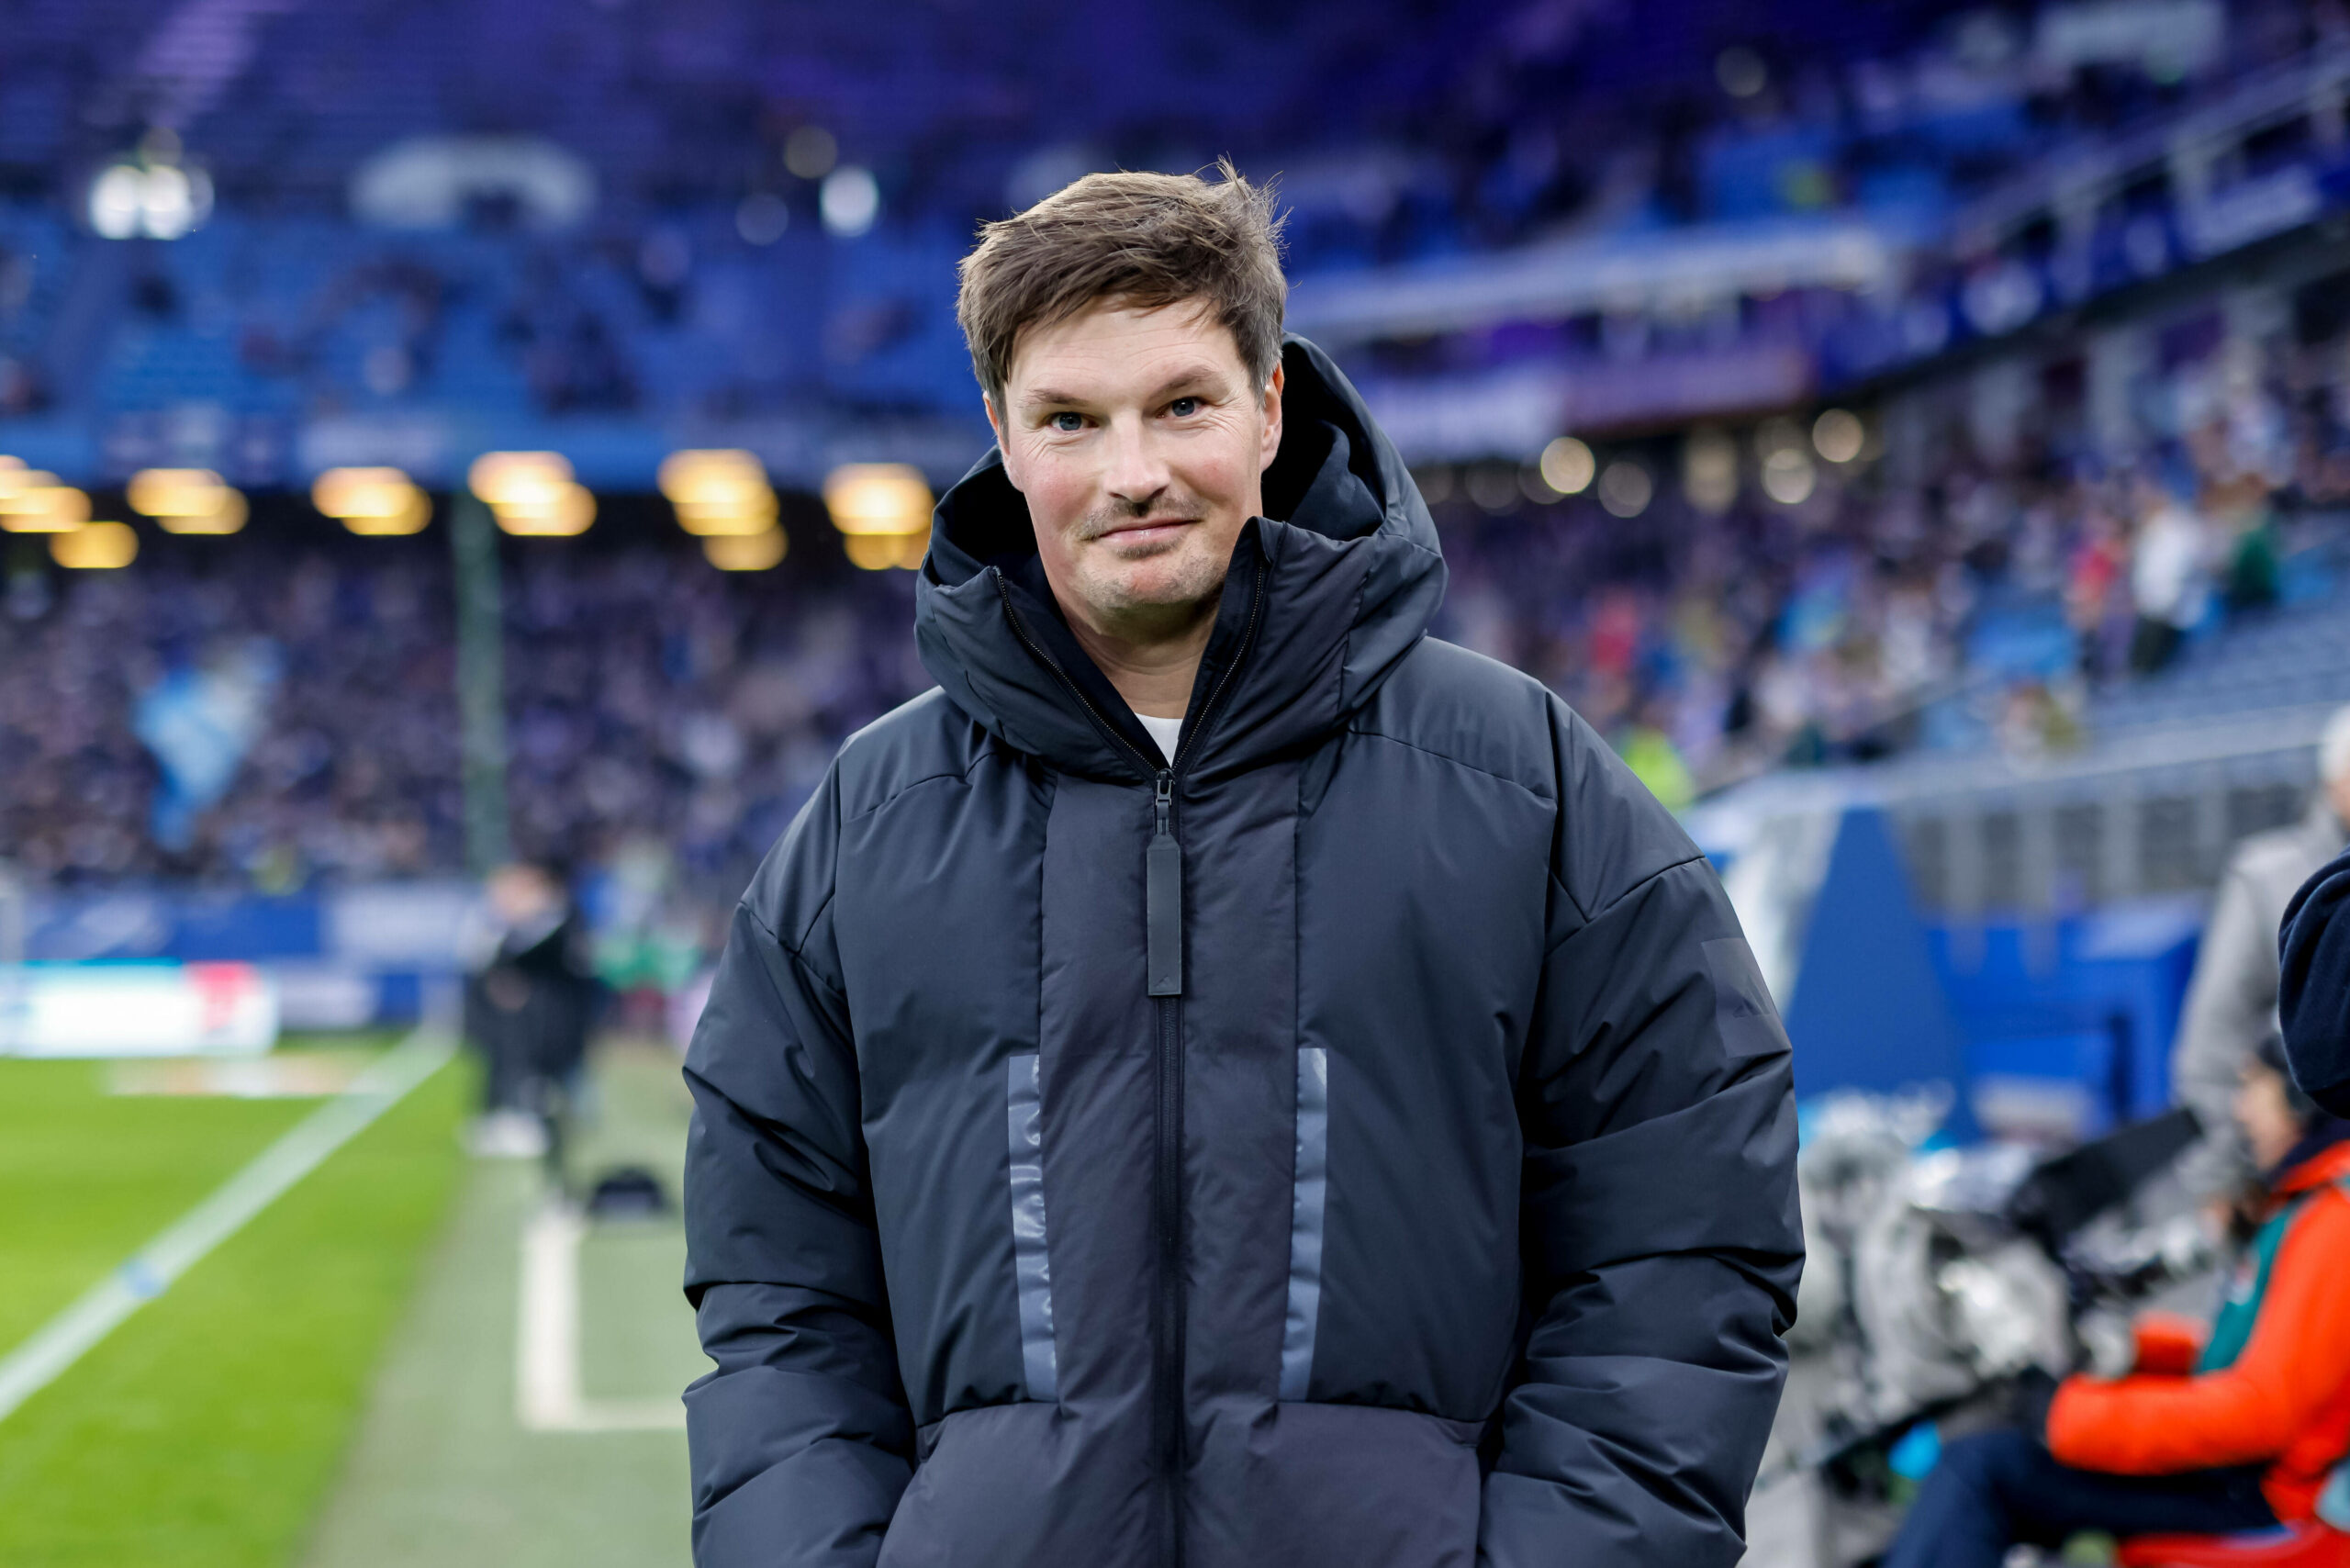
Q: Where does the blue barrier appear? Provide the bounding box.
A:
[19,884,473,1030]
[1774,806,2206,1142]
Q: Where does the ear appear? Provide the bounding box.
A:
[984,392,1024,492]
[1258,361,1285,474]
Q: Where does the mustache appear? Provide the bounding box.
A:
[1073,491,1202,541]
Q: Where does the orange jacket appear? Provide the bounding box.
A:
[2048,1139,2350,1519]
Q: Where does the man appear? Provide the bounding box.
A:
[681,166,1801,1568]
[462,859,599,1159]
[2173,705,2350,1203]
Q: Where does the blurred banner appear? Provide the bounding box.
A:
[0,961,277,1058]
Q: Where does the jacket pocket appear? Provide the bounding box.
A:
[1191,1401,1483,1568]
[882,1404,1154,1568]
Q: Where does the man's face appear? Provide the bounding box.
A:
[987,298,1281,635]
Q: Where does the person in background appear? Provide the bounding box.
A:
[462,860,599,1159]
[2281,838,2350,1120]
[1880,1036,2350,1568]
[2174,705,2350,1207]
[2126,473,2210,677]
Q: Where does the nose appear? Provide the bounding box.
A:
[1101,413,1171,510]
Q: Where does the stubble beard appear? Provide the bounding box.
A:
[1070,491,1230,617]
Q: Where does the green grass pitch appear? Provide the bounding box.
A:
[0,1039,468,1568]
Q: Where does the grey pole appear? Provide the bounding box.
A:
[0,858,22,1054]
[450,488,511,875]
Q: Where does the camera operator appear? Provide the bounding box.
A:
[1879,1037,2350,1568]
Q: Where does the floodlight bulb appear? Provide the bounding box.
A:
[469,451,574,507]
[50,521,138,569]
[314,467,431,535]
[785,126,838,180]
[1683,430,1740,514]
[1762,448,1817,505]
[1597,462,1652,519]
[1539,436,1595,497]
[823,462,932,536]
[0,478,90,532]
[143,163,194,241]
[703,527,789,572]
[492,479,596,537]
[90,164,143,240]
[821,166,879,238]
[1812,409,1865,465]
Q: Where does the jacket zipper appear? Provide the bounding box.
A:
[992,562,1267,1568]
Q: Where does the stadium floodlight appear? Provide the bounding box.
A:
[1683,428,1740,514]
[49,521,138,569]
[735,192,789,246]
[313,466,431,535]
[1597,461,1652,519]
[0,474,90,533]
[86,157,213,241]
[823,462,933,571]
[785,126,838,180]
[129,468,248,534]
[822,462,931,535]
[1812,409,1866,465]
[1716,46,1767,99]
[487,483,594,537]
[1762,447,1817,506]
[469,451,594,537]
[1539,436,1595,497]
[821,166,879,238]
[703,527,789,572]
[660,449,779,537]
[841,531,930,571]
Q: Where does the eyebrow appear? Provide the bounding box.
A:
[1019,364,1230,411]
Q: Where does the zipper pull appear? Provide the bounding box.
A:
[1147,769,1182,997]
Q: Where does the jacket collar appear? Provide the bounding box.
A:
[2271,1133,2350,1197]
[914,334,1446,783]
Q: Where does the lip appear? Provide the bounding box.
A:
[1097,518,1197,545]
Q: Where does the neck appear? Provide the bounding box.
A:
[1061,598,1216,722]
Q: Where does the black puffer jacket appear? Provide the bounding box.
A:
[682,338,1802,1568]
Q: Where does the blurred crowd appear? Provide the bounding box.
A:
[28,1,2350,438]
[9,286,2350,885]
[1427,312,2350,808]
[3,317,2342,891]
[0,538,923,894]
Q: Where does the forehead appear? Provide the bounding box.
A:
[1005,297,1246,402]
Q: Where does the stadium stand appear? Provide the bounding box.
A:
[6,0,2350,894]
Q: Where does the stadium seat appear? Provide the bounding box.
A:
[2119,1521,2350,1568]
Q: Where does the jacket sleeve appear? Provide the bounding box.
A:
[2048,1192,2350,1474]
[2172,856,2274,1198]
[2131,1313,2205,1378]
[681,772,914,1566]
[1480,709,1803,1568]
[2280,846,2350,1118]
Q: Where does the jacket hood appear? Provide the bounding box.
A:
[914,334,1446,781]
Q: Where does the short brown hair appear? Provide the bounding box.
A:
[957,161,1287,406]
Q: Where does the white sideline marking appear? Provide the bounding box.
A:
[515,1203,685,1433]
[0,1028,454,1426]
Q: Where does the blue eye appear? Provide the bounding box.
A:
[1051,412,1084,432]
[1169,398,1200,417]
